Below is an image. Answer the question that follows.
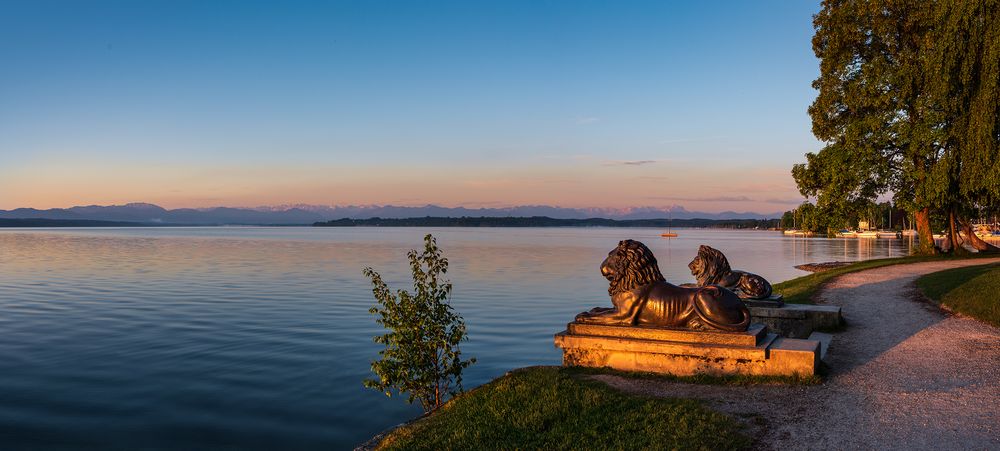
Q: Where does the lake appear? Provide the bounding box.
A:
[0,227,914,449]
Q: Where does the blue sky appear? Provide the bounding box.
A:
[0,1,822,212]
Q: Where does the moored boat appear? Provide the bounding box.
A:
[973,224,1000,239]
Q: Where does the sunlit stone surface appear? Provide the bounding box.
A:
[554,322,820,376]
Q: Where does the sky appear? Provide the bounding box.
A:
[0,0,823,213]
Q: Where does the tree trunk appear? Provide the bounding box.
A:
[914,207,936,254]
[947,208,968,255]
[959,216,1000,252]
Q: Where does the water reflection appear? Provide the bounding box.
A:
[0,227,912,448]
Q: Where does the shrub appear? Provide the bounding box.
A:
[362,234,475,412]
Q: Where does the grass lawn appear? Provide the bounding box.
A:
[375,366,751,450]
[916,263,1000,328]
[773,253,996,304]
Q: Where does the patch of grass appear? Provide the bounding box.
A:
[563,365,822,386]
[376,366,751,450]
[773,253,996,304]
[916,263,1000,328]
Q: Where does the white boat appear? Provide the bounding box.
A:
[783,229,800,235]
[876,230,900,239]
[973,224,1000,238]
[976,231,1000,239]
[856,231,879,238]
[836,229,857,237]
[901,229,918,236]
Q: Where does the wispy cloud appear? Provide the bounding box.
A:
[604,160,658,166]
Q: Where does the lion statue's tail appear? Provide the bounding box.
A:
[691,285,751,332]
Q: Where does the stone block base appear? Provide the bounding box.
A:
[749,304,843,338]
[743,294,784,308]
[554,322,819,377]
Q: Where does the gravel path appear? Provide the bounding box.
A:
[591,258,1000,450]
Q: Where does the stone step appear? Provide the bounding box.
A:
[554,326,821,376]
[766,337,822,373]
[743,294,784,308]
[749,303,843,338]
[554,331,771,360]
[566,322,767,347]
[807,331,833,361]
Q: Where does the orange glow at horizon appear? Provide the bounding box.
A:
[0,160,802,213]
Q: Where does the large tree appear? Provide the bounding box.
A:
[796,0,998,254]
[796,0,936,253]
[924,0,1000,251]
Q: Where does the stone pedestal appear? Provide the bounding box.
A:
[743,294,784,308]
[749,304,843,338]
[554,322,819,376]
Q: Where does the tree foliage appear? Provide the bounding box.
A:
[781,200,910,236]
[362,234,475,412]
[926,0,1000,242]
[795,0,1000,253]
[781,210,795,229]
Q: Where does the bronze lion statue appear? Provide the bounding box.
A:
[688,245,772,300]
[575,240,750,332]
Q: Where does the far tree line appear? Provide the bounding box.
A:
[779,200,998,236]
[315,216,783,229]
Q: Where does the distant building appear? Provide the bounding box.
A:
[858,220,869,231]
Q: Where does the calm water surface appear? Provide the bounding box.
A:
[0,227,914,449]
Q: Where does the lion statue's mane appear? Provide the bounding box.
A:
[689,245,772,300]
[606,239,666,297]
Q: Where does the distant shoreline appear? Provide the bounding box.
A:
[1,216,780,229]
[314,216,778,228]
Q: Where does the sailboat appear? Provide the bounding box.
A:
[783,208,802,235]
[661,211,678,237]
[875,207,899,238]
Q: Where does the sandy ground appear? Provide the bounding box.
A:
[591,258,1000,450]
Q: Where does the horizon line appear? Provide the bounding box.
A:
[0,201,792,216]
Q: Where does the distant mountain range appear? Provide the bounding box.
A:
[0,203,781,225]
